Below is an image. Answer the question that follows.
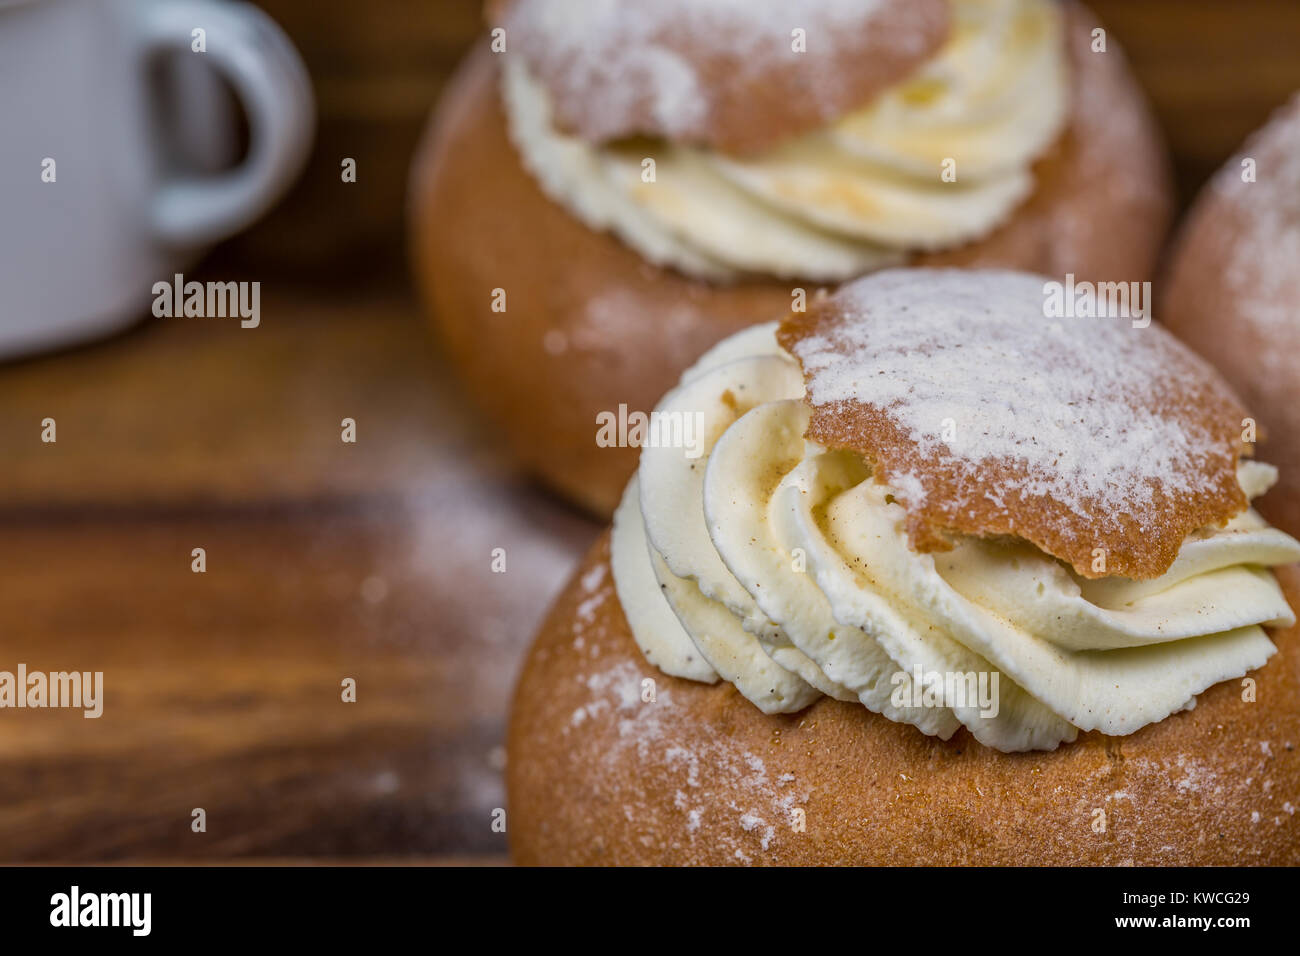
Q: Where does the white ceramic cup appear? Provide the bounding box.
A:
[0,0,314,358]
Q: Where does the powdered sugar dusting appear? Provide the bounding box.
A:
[564,647,810,862]
[792,270,1233,524]
[575,562,608,625]
[502,0,923,151]
[1207,93,1300,379]
[555,548,811,861]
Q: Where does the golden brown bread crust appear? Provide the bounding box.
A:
[492,0,951,155]
[776,288,1251,582]
[1162,93,1300,541]
[410,3,1171,518]
[410,45,790,515]
[507,532,1300,865]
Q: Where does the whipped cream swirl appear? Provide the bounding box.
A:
[610,324,1300,752]
[503,0,1069,281]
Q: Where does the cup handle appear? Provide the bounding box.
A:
[138,0,315,247]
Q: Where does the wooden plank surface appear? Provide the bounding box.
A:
[2,0,1299,863]
[0,289,597,861]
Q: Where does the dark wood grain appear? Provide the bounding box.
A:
[0,291,597,861]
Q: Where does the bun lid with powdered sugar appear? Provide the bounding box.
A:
[489,0,950,154]
[778,269,1255,580]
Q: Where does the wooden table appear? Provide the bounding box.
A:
[0,284,597,862]
[2,0,1298,864]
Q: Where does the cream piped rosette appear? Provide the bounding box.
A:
[504,0,1069,281]
[610,323,1300,753]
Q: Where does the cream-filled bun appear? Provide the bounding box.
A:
[1163,93,1300,541]
[508,269,1300,865]
[411,0,1172,516]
